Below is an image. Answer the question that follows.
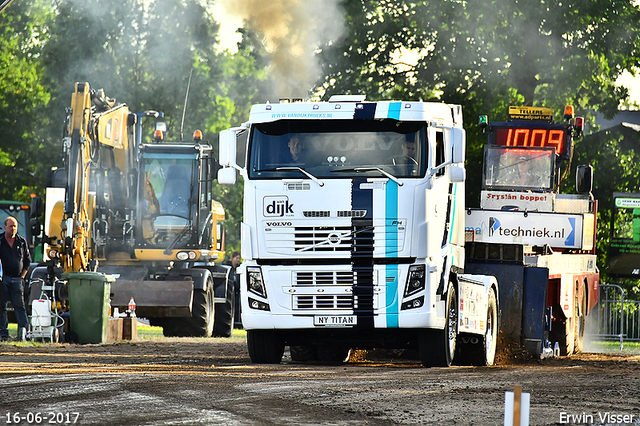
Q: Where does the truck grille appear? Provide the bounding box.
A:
[294,226,352,252]
[294,295,354,310]
[294,271,354,285]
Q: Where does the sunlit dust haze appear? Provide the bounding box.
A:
[218,0,345,99]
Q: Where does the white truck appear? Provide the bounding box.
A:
[218,96,498,367]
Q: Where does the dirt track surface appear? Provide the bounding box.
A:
[1,336,640,426]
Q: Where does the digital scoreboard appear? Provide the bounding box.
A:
[493,125,569,157]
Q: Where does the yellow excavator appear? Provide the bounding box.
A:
[32,82,235,337]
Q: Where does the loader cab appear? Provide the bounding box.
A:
[136,142,220,252]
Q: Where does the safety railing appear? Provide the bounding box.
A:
[588,283,640,349]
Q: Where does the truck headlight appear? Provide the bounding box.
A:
[247,266,267,298]
[404,265,425,297]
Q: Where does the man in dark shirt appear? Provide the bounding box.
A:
[0,216,31,341]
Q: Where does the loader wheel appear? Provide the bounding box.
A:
[213,276,235,337]
[165,281,215,337]
[419,283,457,367]
[247,330,284,364]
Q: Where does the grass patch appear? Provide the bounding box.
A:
[137,322,247,340]
[585,339,640,354]
[3,322,246,343]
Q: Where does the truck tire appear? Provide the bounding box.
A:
[574,284,587,353]
[551,313,574,356]
[419,284,457,367]
[455,287,497,366]
[290,345,318,362]
[316,346,351,364]
[165,280,215,337]
[247,330,285,364]
[213,276,235,337]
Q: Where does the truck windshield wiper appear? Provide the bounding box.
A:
[331,167,403,186]
[266,167,324,187]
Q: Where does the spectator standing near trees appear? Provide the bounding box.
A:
[0,216,31,341]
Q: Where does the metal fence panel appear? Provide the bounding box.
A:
[588,284,640,347]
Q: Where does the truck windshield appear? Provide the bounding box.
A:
[483,146,556,191]
[248,119,427,179]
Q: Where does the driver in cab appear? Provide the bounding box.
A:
[288,135,306,163]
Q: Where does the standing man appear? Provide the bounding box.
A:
[0,216,31,341]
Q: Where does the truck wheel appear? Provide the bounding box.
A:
[166,281,215,337]
[551,316,574,356]
[419,284,457,367]
[316,346,351,364]
[477,288,498,366]
[247,330,285,364]
[574,286,587,353]
[290,345,318,362]
[213,277,235,337]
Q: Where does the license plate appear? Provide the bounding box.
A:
[313,315,356,326]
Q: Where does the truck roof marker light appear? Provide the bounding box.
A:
[356,104,364,110]
[404,103,411,108]
[193,130,202,141]
[265,104,272,110]
[564,105,575,120]
[313,104,319,110]
[153,129,163,142]
[335,104,342,109]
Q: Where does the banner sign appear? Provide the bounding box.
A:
[466,209,583,249]
[608,192,640,277]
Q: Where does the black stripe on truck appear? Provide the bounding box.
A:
[351,177,374,328]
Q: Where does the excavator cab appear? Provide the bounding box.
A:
[136,143,218,254]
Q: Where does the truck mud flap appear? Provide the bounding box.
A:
[521,267,549,356]
[110,280,194,318]
[465,260,548,357]
[465,260,524,344]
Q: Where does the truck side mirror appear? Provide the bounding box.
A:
[217,167,236,185]
[448,165,466,183]
[451,127,465,164]
[576,165,593,193]
[219,129,237,167]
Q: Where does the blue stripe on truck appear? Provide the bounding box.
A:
[385,180,399,327]
[388,102,402,120]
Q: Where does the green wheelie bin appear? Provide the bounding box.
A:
[63,272,115,344]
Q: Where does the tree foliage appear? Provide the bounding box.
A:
[317,0,640,281]
[318,0,640,204]
[0,0,51,201]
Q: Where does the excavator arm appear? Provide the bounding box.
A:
[0,0,15,13]
[57,82,133,272]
